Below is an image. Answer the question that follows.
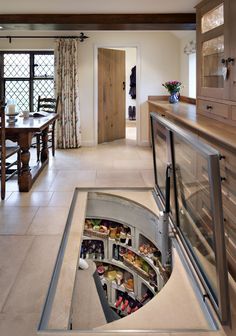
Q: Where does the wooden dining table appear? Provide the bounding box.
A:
[5,113,58,192]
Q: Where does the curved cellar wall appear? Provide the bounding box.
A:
[38,189,218,334]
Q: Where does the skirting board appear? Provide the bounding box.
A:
[81,140,150,147]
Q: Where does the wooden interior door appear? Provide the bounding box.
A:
[98,48,126,144]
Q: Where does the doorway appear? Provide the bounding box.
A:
[96,46,137,145]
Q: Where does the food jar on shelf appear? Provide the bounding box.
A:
[109,226,117,239]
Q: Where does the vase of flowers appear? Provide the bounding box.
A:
[162,80,182,104]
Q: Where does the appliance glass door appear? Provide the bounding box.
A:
[150,112,230,325]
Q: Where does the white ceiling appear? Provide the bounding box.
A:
[0,0,200,14]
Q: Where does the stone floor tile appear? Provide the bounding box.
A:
[49,170,96,191]
[95,170,146,187]
[3,235,61,314]
[48,191,74,207]
[140,169,155,187]
[113,159,153,170]
[0,236,34,311]
[27,207,69,235]
[4,191,53,207]
[0,207,38,235]
[0,313,39,336]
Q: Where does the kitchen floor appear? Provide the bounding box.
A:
[0,138,154,336]
[0,139,235,336]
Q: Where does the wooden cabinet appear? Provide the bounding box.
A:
[196,0,236,125]
[198,135,236,280]
[198,98,230,119]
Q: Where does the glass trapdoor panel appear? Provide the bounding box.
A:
[174,135,217,296]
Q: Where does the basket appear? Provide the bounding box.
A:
[84,228,109,239]
[133,265,149,281]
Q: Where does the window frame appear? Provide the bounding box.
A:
[0,50,54,111]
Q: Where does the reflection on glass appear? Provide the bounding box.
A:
[201,4,224,33]
[153,120,169,200]
[202,35,224,88]
[174,134,217,297]
[152,118,176,219]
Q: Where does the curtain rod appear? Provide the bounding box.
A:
[0,32,89,43]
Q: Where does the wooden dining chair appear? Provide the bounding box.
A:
[32,96,59,161]
[0,102,21,200]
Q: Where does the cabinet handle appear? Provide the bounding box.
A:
[227,57,235,64]
[221,58,226,64]
[206,105,213,110]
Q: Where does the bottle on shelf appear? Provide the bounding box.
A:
[148,269,157,288]
[126,233,132,246]
[121,298,129,311]
[127,300,135,314]
[120,229,126,244]
[115,294,123,308]
[119,246,127,262]
[113,244,119,261]
[109,223,117,239]
[115,226,121,242]
[103,283,108,299]
[153,250,162,266]
[97,243,103,260]
[140,290,153,305]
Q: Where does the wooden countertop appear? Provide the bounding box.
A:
[148,100,236,153]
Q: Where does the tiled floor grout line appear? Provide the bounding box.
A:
[25,206,43,235]
[0,236,36,314]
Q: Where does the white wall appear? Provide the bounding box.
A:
[0,31,181,146]
[189,53,196,98]
[179,31,196,97]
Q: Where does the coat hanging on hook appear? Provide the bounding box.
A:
[129,66,136,99]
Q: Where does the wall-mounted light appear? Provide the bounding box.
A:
[184,40,196,55]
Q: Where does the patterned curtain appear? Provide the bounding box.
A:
[54,38,81,148]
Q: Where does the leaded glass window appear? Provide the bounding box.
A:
[0,51,54,111]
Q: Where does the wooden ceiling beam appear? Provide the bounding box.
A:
[0,14,196,30]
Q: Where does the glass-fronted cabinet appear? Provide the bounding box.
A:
[196,0,236,124]
[197,0,230,99]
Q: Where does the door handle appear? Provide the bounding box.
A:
[123,82,125,90]
[227,57,234,64]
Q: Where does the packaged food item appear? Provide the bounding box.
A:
[107,270,117,281]
[116,271,123,286]
[97,265,105,276]
[115,226,121,241]
[124,278,134,291]
[142,261,150,274]
[109,227,117,239]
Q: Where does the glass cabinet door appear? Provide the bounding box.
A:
[201,3,224,33]
[199,1,229,99]
[202,35,224,89]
